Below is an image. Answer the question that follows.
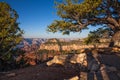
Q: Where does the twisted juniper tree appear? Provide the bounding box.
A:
[48,0,120,47]
[0,2,23,70]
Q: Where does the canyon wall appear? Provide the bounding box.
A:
[39,38,120,51]
[39,42,109,51]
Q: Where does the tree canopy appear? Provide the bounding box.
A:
[48,0,120,41]
[0,2,23,64]
[84,27,112,47]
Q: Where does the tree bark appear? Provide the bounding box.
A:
[112,30,120,41]
[109,30,120,47]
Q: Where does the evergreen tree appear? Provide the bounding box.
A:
[48,0,120,46]
[0,2,23,69]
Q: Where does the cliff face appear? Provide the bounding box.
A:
[39,38,110,51]
[39,44,60,51]
[39,44,110,51]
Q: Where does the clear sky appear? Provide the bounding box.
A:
[0,0,100,39]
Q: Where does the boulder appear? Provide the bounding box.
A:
[112,47,120,52]
[70,53,87,67]
[47,55,67,66]
[47,53,87,67]
[69,76,79,80]
[70,53,86,63]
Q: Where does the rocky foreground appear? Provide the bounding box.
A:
[0,48,120,80]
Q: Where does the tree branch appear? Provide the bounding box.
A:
[106,17,119,27]
[1,45,16,58]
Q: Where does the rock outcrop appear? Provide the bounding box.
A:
[39,38,120,52]
[46,49,105,72]
[40,43,109,51]
[46,53,87,69]
[41,43,112,51]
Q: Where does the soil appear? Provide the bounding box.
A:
[0,64,80,80]
[0,53,120,80]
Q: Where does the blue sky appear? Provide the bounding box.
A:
[0,0,100,39]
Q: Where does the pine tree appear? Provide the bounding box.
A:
[48,0,120,46]
[0,2,23,69]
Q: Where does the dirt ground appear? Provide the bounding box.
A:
[0,64,80,80]
[0,53,120,80]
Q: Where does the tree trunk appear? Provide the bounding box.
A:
[112,30,120,41]
[109,30,120,47]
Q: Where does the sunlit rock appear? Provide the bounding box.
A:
[68,76,79,80]
[29,60,36,65]
[47,53,87,68]
[47,55,67,66]
[112,47,120,52]
[70,53,87,66]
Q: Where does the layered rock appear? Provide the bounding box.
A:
[40,44,60,51]
[39,38,120,51]
[40,43,109,51]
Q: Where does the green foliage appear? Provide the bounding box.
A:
[0,2,23,70]
[84,32,100,45]
[48,0,120,42]
[48,0,102,34]
[84,27,112,45]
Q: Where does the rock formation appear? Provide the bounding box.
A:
[39,38,110,51]
[46,48,108,72]
[46,52,87,70]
